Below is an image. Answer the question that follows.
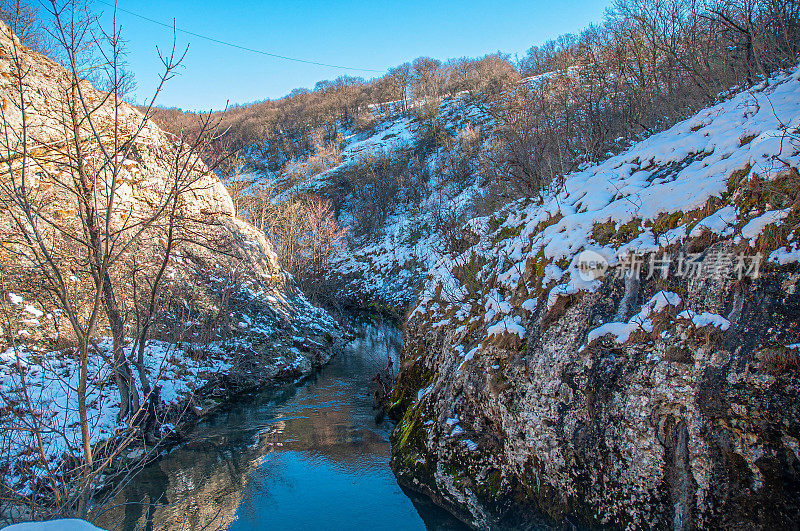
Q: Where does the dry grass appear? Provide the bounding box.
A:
[757,347,800,375]
[686,228,716,253]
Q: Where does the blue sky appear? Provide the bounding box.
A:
[96,0,613,111]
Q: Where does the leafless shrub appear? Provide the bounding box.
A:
[259,194,346,297]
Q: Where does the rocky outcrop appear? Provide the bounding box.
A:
[0,21,338,502]
[392,253,800,529]
[0,20,335,356]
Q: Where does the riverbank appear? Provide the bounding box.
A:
[89,323,466,531]
[0,288,341,524]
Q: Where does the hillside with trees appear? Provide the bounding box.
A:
[145,0,800,312]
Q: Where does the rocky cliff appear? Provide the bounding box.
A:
[0,21,337,499]
[0,21,335,366]
[390,68,800,529]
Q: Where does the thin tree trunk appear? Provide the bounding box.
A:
[76,340,92,518]
[102,270,138,420]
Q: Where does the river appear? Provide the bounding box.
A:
[93,323,467,531]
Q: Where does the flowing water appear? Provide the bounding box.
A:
[94,324,467,531]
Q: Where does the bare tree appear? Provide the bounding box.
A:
[0,0,51,55]
[0,0,226,518]
[387,62,412,113]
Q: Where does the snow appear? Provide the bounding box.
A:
[740,208,790,242]
[690,206,738,237]
[417,383,434,402]
[340,117,415,164]
[658,225,687,246]
[3,520,104,531]
[677,310,731,330]
[588,321,644,345]
[8,292,22,305]
[586,292,731,345]
[587,291,682,344]
[485,289,513,321]
[457,346,479,375]
[23,304,44,318]
[487,315,526,339]
[769,245,800,265]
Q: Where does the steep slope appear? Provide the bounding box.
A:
[262,92,492,310]
[0,22,336,497]
[390,68,800,528]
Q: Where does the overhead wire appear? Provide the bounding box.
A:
[95,0,385,74]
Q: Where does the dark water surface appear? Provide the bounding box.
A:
[95,325,467,531]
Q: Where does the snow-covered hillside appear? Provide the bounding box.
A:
[259,91,493,309]
[413,66,800,339]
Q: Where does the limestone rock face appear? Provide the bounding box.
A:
[392,252,800,529]
[0,21,242,261]
[0,20,334,365]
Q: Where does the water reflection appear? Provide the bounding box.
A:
[94,324,467,531]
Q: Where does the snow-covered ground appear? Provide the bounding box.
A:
[0,334,231,493]
[3,519,103,530]
[0,278,336,498]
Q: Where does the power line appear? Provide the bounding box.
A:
[95,0,385,74]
